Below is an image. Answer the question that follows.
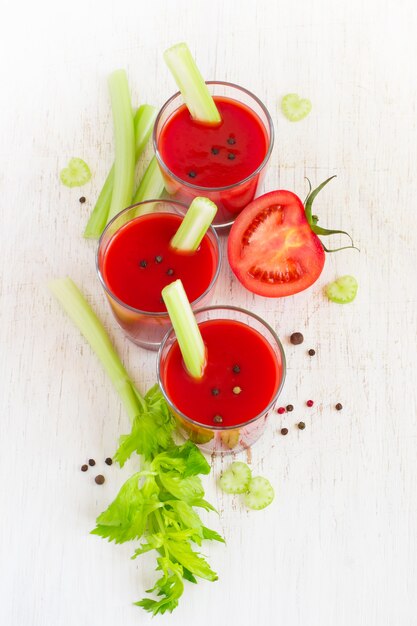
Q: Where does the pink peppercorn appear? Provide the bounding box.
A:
[306,400,314,407]
[277,407,286,414]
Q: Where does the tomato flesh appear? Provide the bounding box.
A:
[227,190,325,297]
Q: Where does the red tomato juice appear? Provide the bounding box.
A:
[159,97,268,188]
[102,212,217,312]
[162,319,281,428]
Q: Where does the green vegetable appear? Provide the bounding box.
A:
[219,462,252,494]
[49,277,222,614]
[281,93,312,122]
[171,196,217,252]
[60,157,91,187]
[161,279,206,379]
[107,69,135,224]
[132,155,165,205]
[325,275,358,304]
[84,105,157,239]
[243,476,275,510]
[164,42,221,124]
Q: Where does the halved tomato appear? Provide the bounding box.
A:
[227,190,325,297]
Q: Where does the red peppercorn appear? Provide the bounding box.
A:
[277,407,286,414]
[306,400,314,407]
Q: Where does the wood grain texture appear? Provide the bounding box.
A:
[1,0,417,624]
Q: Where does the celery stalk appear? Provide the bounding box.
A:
[132,156,165,205]
[84,105,157,239]
[49,278,145,420]
[161,280,206,379]
[107,70,135,223]
[164,43,221,124]
[170,197,217,251]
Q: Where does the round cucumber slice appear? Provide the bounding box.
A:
[219,461,252,495]
[281,93,312,122]
[60,158,92,188]
[243,476,275,510]
[325,275,358,304]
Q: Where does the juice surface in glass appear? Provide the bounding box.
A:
[102,213,217,313]
[154,82,274,228]
[162,319,280,427]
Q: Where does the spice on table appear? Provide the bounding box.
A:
[95,474,105,485]
[335,403,343,411]
[81,464,88,472]
[290,332,304,345]
[79,196,86,203]
[88,458,96,466]
[286,404,294,412]
[105,457,113,465]
[281,428,289,436]
[306,400,314,407]
[308,349,316,356]
[298,422,306,430]
[277,406,286,414]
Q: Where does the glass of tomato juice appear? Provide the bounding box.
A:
[153,82,274,229]
[157,306,286,453]
[96,200,221,350]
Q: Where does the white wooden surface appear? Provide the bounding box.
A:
[1,0,417,624]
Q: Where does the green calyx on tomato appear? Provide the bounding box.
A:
[227,176,357,298]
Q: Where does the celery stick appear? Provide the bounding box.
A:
[49,278,145,420]
[84,104,157,238]
[107,70,135,223]
[132,156,165,205]
[170,197,217,252]
[161,280,206,379]
[164,43,221,124]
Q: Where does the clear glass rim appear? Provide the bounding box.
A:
[153,80,275,194]
[96,199,222,317]
[157,304,286,431]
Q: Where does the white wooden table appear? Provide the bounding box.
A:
[2,1,417,624]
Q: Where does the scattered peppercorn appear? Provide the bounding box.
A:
[308,349,316,356]
[166,268,174,276]
[277,407,286,414]
[88,459,96,466]
[336,403,343,411]
[155,255,163,264]
[281,428,289,436]
[95,475,105,485]
[227,153,236,160]
[306,400,314,407]
[232,364,241,373]
[298,422,306,430]
[81,464,88,472]
[211,388,220,396]
[188,170,197,178]
[213,415,223,424]
[79,196,86,203]
[105,457,113,465]
[139,259,148,268]
[211,147,219,155]
[290,332,304,345]
[232,386,242,395]
[227,137,236,145]
[286,404,294,412]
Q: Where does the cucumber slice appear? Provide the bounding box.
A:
[243,476,274,510]
[325,275,358,304]
[219,462,252,494]
[281,93,312,122]
[60,158,92,188]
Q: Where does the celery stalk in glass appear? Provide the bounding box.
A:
[107,70,135,223]
[161,280,206,379]
[164,43,221,124]
[170,197,217,252]
[84,104,157,238]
